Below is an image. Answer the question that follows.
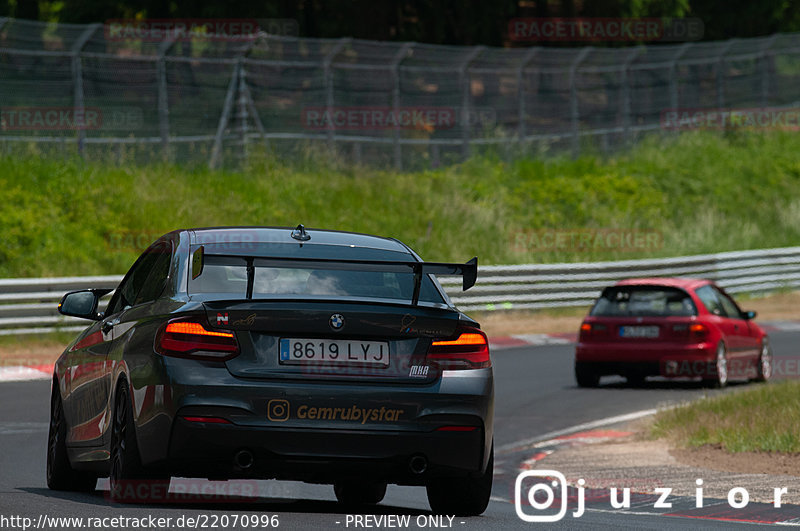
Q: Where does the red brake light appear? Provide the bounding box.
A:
[689,323,709,339]
[580,322,606,338]
[156,320,239,361]
[428,327,490,370]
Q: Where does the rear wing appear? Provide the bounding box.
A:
[191,246,477,305]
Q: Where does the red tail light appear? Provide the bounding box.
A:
[156,320,239,361]
[427,327,490,370]
[579,322,607,339]
[689,323,709,340]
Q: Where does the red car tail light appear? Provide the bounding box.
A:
[156,320,239,361]
[689,323,709,340]
[579,322,607,339]
[427,327,490,370]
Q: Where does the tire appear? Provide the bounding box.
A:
[575,363,600,388]
[755,338,773,382]
[704,342,728,388]
[426,444,493,516]
[47,382,97,492]
[109,380,169,503]
[333,480,387,506]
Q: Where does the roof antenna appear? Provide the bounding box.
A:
[291,224,311,242]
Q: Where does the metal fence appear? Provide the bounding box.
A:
[2,18,800,169]
[2,246,799,335]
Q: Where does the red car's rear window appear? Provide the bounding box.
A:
[590,286,697,317]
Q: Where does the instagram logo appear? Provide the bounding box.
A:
[515,470,586,522]
[267,399,290,422]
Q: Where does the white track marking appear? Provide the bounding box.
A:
[497,408,659,454]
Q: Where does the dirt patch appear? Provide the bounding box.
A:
[741,291,800,321]
[540,432,797,502]
[0,341,64,367]
[474,308,588,337]
[671,445,800,478]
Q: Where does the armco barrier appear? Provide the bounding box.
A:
[2,247,799,335]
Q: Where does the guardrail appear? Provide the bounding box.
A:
[2,247,799,335]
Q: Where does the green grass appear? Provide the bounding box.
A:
[3,129,800,277]
[651,381,800,453]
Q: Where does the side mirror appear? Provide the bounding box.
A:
[743,310,757,320]
[58,290,106,320]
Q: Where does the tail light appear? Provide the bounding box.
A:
[671,323,708,341]
[427,327,490,370]
[579,322,607,339]
[689,323,709,340]
[156,320,239,361]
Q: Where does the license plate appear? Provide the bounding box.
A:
[619,326,659,338]
[279,338,389,366]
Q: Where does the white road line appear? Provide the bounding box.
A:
[496,408,659,454]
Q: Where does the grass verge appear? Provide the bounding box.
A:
[4,129,800,277]
[651,380,800,453]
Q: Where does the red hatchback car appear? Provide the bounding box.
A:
[574,278,772,387]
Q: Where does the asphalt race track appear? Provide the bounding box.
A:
[1,331,798,530]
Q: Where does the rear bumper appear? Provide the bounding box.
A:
[162,418,486,485]
[131,358,494,482]
[575,341,716,377]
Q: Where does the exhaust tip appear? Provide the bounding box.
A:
[234,449,254,470]
[409,454,428,475]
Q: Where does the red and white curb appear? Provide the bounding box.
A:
[0,364,53,382]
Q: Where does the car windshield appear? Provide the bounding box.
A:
[190,263,445,304]
[590,286,697,317]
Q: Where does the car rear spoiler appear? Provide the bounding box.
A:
[191,246,477,305]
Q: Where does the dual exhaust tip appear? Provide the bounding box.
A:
[234,449,428,475]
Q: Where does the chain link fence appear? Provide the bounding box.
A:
[1,17,799,169]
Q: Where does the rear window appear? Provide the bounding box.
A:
[590,286,697,317]
[191,263,444,304]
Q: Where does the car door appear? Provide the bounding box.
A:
[60,316,114,448]
[93,242,171,443]
[713,285,760,377]
[694,284,745,375]
[104,241,174,432]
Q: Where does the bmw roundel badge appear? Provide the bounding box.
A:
[329,314,345,330]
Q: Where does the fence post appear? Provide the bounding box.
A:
[209,60,241,169]
[517,47,540,145]
[322,38,350,155]
[620,48,642,145]
[156,38,176,161]
[667,43,692,125]
[390,42,412,171]
[459,46,484,160]
[715,39,736,109]
[569,47,591,158]
[71,24,100,157]
[760,35,779,107]
[237,60,250,163]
